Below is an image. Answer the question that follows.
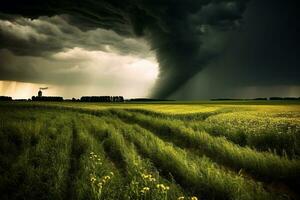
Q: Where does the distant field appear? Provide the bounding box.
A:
[0,101,299,200]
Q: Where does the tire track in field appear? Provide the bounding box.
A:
[101,138,130,177]
[86,122,128,177]
[65,120,83,200]
[125,108,221,121]
[125,106,245,121]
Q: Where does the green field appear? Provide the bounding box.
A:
[0,101,299,200]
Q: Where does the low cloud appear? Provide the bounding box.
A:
[0,48,158,98]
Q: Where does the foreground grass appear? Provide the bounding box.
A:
[0,101,299,200]
[0,109,73,200]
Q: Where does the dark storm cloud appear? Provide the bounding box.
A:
[170,0,300,100]
[224,0,300,87]
[0,49,86,85]
[0,15,151,57]
[0,0,249,98]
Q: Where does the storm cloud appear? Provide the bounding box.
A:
[1,0,299,99]
[0,15,151,57]
[171,0,300,99]
[0,0,248,98]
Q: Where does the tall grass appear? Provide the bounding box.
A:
[0,103,299,200]
[111,109,300,186]
[106,116,275,200]
[91,115,186,200]
[201,112,300,157]
[126,108,300,158]
[69,114,122,200]
[0,110,73,200]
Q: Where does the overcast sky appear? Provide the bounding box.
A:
[0,0,299,99]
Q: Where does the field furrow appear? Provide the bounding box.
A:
[70,114,124,200]
[65,119,84,200]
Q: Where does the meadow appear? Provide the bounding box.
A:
[0,101,299,200]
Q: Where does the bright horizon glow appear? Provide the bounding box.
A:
[0,48,159,99]
[0,81,53,99]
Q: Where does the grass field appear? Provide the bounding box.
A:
[0,101,299,200]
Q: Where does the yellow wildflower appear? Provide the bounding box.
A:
[156,183,168,191]
[90,177,96,182]
[143,187,150,191]
[149,177,156,182]
[141,187,150,193]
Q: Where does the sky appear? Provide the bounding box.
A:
[0,0,299,100]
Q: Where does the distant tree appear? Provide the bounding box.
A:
[0,96,12,101]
